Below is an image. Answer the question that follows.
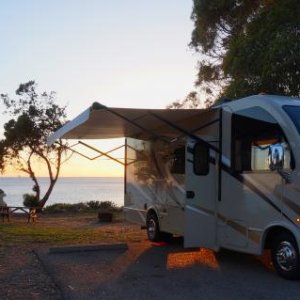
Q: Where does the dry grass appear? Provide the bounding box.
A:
[0,212,144,246]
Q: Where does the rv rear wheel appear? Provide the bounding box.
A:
[271,232,300,280]
[146,213,161,242]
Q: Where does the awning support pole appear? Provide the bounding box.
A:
[171,118,220,142]
[148,111,220,153]
[100,106,171,143]
[78,141,125,165]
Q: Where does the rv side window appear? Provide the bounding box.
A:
[232,107,294,172]
[194,143,209,175]
[170,147,185,174]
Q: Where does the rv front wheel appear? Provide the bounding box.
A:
[146,213,161,242]
[271,232,300,280]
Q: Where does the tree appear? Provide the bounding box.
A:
[166,91,204,109]
[0,81,68,208]
[190,0,300,101]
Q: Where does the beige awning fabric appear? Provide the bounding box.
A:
[47,102,219,145]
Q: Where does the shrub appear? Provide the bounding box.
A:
[98,201,117,210]
[23,193,39,208]
[43,201,121,213]
[44,202,88,213]
[87,201,102,210]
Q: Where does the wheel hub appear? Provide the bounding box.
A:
[276,241,298,271]
[148,219,156,239]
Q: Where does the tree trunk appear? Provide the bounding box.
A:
[38,178,57,208]
[37,147,63,208]
[27,151,41,201]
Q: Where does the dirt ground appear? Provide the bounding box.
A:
[1,214,300,300]
[0,213,145,300]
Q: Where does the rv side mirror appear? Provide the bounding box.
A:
[268,144,284,171]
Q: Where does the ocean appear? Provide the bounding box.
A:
[0,177,124,207]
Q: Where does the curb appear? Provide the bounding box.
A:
[49,243,128,254]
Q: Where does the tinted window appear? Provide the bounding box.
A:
[194,143,209,175]
[170,147,185,174]
[232,107,293,172]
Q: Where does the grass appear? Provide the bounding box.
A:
[0,212,141,246]
[0,223,106,244]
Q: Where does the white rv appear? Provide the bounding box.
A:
[48,95,300,279]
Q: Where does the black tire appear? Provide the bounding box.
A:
[161,232,173,243]
[146,213,161,242]
[271,232,300,280]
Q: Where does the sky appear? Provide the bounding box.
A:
[0,0,199,177]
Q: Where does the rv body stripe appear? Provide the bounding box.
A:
[186,204,260,244]
[282,195,300,216]
[282,187,300,215]
[220,163,295,225]
[292,186,300,195]
[216,212,261,244]
[245,174,300,217]
[185,205,215,217]
[123,207,146,223]
[188,141,295,225]
[248,230,262,244]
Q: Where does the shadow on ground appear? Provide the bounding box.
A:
[37,238,300,300]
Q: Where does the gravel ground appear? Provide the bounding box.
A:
[1,215,300,300]
[36,240,300,300]
[0,244,61,300]
[0,214,144,300]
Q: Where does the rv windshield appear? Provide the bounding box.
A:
[283,106,300,134]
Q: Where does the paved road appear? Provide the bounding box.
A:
[37,239,300,300]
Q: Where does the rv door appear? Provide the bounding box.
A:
[184,139,218,250]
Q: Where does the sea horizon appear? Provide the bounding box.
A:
[1,176,123,178]
[0,176,124,207]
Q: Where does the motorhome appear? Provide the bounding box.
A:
[48,95,300,279]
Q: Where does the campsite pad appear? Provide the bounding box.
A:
[37,242,300,300]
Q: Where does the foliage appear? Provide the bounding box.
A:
[86,200,117,210]
[190,0,300,101]
[23,193,40,208]
[0,81,68,207]
[86,200,103,210]
[43,203,88,213]
[44,201,121,213]
[96,200,118,210]
[166,91,204,109]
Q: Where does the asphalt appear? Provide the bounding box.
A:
[36,241,300,300]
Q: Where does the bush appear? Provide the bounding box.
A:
[44,202,88,213]
[44,201,121,213]
[23,193,39,208]
[86,201,102,210]
[98,201,117,210]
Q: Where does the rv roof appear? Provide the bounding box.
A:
[47,102,219,145]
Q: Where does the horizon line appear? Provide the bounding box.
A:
[0,176,124,178]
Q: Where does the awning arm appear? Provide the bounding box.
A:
[64,140,142,166]
[169,118,220,143]
[65,141,125,165]
[78,141,125,165]
[148,111,220,153]
[97,104,171,143]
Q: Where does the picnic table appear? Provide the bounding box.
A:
[0,206,38,222]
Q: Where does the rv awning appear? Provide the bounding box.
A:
[47,102,219,145]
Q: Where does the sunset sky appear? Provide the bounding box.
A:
[0,0,199,177]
